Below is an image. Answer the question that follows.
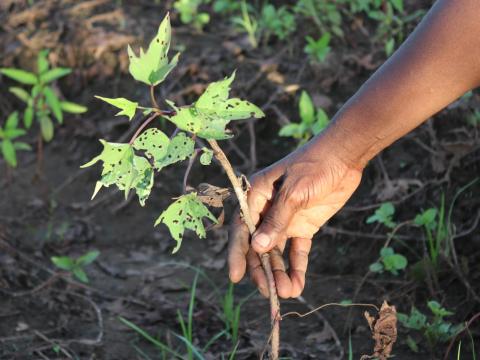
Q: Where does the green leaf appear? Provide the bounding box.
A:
[40,116,54,142]
[5,112,19,130]
[43,87,63,123]
[24,106,34,129]
[369,262,383,273]
[366,202,396,228]
[414,208,437,228]
[380,247,394,258]
[390,0,404,12]
[77,250,100,266]
[312,108,329,135]
[406,335,419,353]
[299,91,315,125]
[60,101,87,114]
[427,301,454,317]
[4,128,26,139]
[51,256,74,270]
[154,132,195,170]
[383,253,408,273]
[200,148,213,165]
[399,308,427,330]
[278,123,301,138]
[2,139,17,167]
[133,128,170,161]
[95,96,138,121]
[0,68,37,85]
[155,193,217,253]
[127,13,180,86]
[9,87,30,103]
[13,142,32,151]
[72,267,89,283]
[39,67,71,83]
[81,141,154,205]
[166,72,264,140]
[37,50,50,74]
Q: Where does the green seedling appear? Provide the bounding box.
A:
[279,90,329,146]
[0,112,32,168]
[51,250,100,283]
[212,0,239,14]
[369,246,408,275]
[414,195,447,268]
[398,301,463,351]
[294,0,343,37]
[259,4,296,43]
[174,0,210,31]
[82,13,283,357]
[304,33,331,63]
[366,202,396,229]
[232,1,259,48]
[1,50,87,143]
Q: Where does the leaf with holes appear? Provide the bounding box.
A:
[200,147,213,165]
[127,13,180,86]
[133,128,170,161]
[95,96,138,121]
[166,72,264,140]
[154,193,217,253]
[154,132,195,170]
[81,141,154,204]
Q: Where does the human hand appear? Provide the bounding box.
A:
[228,136,363,298]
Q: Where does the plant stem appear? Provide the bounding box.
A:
[150,85,159,109]
[207,139,280,360]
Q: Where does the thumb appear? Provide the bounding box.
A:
[252,192,295,253]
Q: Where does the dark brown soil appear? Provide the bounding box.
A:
[1,1,479,359]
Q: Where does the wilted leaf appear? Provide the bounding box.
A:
[154,192,217,253]
[95,96,138,120]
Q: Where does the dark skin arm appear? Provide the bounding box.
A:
[229,0,480,299]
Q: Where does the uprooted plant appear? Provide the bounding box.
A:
[81,13,281,359]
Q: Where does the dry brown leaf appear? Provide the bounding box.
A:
[361,301,398,360]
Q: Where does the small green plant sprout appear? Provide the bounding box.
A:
[294,0,343,37]
[83,13,281,358]
[0,112,32,168]
[0,50,87,143]
[259,4,296,43]
[212,0,239,14]
[174,0,210,31]
[279,90,330,146]
[369,247,408,275]
[398,300,463,351]
[232,1,259,48]
[51,250,100,283]
[366,202,396,229]
[304,33,331,63]
[414,196,447,268]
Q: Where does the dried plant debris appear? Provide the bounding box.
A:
[361,301,398,360]
[0,0,139,80]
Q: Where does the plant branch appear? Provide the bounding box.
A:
[129,113,159,145]
[207,139,280,360]
[183,149,200,193]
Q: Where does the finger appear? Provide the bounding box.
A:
[269,246,293,299]
[247,248,269,297]
[289,237,312,298]
[252,190,296,253]
[228,212,250,283]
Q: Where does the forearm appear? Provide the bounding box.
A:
[314,0,480,169]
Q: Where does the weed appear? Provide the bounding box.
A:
[212,0,239,14]
[174,0,210,31]
[259,4,296,43]
[294,0,343,38]
[398,301,463,351]
[369,246,408,275]
[304,33,331,63]
[232,1,258,48]
[279,90,329,146]
[0,112,31,168]
[1,50,86,143]
[366,202,396,229]
[51,250,100,283]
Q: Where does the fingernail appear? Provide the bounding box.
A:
[254,233,271,249]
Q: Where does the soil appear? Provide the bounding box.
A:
[1,1,479,359]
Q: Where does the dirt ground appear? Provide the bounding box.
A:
[0,1,479,359]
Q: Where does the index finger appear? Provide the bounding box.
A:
[228,211,250,283]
